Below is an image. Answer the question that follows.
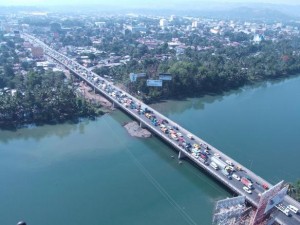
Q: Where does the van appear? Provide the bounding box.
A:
[210,162,218,170]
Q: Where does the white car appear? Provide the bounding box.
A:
[177,132,183,137]
[225,160,233,166]
[243,186,252,194]
[214,153,221,158]
[232,173,240,181]
[187,134,193,140]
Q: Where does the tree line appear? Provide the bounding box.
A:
[0,70,102,129]
[94,36,300,103]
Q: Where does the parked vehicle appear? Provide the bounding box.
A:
[187,133,194,140]
[287,205,299,214]
[210,162,218,170]
[225,160,233,166]
[211,156,227,170]
[170,133,178,141]
[276,204,291,217]
[241,177,253,189]
[243,186,252,194]
[236,165,243,171]
[198,155,207,164]
[232,173,241,181]
[199,152,207,160]
[214,153,221,158]
[262,183,269,190]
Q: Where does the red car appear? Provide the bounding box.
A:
[262,184,269,190]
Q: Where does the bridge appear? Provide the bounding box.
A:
[23,33,300,225]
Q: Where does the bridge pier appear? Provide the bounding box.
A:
[139,121,144,128]
[178,150,186,160]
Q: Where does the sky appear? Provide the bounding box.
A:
[1,0,300,6]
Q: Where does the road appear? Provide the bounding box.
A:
[23,33,300,225]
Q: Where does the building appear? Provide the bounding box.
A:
[159,19,168,28]
[31,46,44,58]
[253,34,263,43]
[192,21,200,28]
[95,22,106,28]
[126,25,147,34]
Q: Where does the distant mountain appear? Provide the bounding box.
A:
[0,6,43,14]
[200,6,294,21]
[1,2,299,22]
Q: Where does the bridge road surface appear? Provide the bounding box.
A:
[23,33,300,225]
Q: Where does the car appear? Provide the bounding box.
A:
[232,173,241,181]
[245,176,253,183]
[236,165,243,171]
[214,153,221,158]
[262,183,269,190]
[243,186,252,194]
[193,143,200,149]
[177,132,183,137]
[187,133,194,140]
[225,160,233,166]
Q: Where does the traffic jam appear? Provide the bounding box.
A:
[24,34,299,220]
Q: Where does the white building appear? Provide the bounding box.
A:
[192,21,199,28]
[159,19,168,28]
[253,34,263,43]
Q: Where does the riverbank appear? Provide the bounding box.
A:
[77,81,113,112]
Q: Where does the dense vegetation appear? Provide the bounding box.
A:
[288,180,300,202]
[0,30,103,129]
[0,71,102,128]
[95,37,300,102]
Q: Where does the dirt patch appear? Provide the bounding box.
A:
[78,82,113,109]
[124,121,152,138]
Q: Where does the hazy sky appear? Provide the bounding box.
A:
[1,0,300,6]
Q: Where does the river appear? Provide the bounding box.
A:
[1,75,300,225]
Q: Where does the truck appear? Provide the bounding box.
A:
[276,204,291,217]
[287,205,299,214]
[211,156,227,170]
[241,177,253,189]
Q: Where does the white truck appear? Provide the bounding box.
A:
[211,156,227,169]
[276,204,291,217]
